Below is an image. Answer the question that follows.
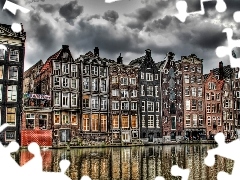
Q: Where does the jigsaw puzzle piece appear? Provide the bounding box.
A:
[171,165,190,180]
[3,0,30,15]
[175,0,226,22]
[233,11,240,23]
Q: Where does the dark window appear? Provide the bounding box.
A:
[170,103,176,114]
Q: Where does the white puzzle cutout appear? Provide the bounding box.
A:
[175,0,226,22]
[2,0,30,32]
[155,165,190,180]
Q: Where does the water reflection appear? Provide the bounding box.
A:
[16,145,234,180]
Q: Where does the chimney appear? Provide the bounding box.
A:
[145,49,151,58]
[62,45,69,49]
[117,53,123,64]
[94,47,99,57]
[219,61,224,80]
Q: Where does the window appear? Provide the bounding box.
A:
[207,104,211,113]
[112,89,119,96]
[186,100,190,110]
[209,82,216,90]
[147,101,154,112]
[83,114,90,131]
[198,87,202,97]
[62,78,69,87]
[112,101,119,110]
[184,65,189,71]
[0,49,5,60]
[121,102,129,110]
[100,67,106,76]
[71,79,77,89]
[227,112,233,120]
[83,95,89,108]
[112,115,119,128]
[142,101,145,112]
[141,72,144,79]
[192,99,197,110]
[131,90,137,97]
[191,67,195,72]
[131,102,137,110]
[146,73,153,81]
[120,77,128,85]
[156,115,159,128]
[9,49,19,61]
[54,92,60,105]
[206,93,210,100]
[191,76,195,83]
[62,64,69,75]
[148,115,154,127]
[26,113,35,129]
[92,96,98,109]
[71,112,77,125]
[147,86,153,96]
[217,117,221,126]
[122,115,129,128]
[207,116,211,126]
[186,115,190,127]
[141,85,145,96]
[236,91,240,98]
[130,78,136,85]
[92,78,98,91]
[170,103,176,114]
[224,100,229,108]
[235,72,239,79]
[198,101,203,111]
[184,75,189,83]
[6,107,16,125]
[54,111,60,124]
[211,92,215,100]
[197,76,202,84]
[199,115,203,126]
[197,67,201,73]
[7,85,17,102]
[71,64,77,77]
[54,77,60,86]
[101,114,107,131]
[217,103,221,113]
[212,104,216,113]
[156,102,159,112]
[101,97,107,109]
[100,79,106,92]
[192,87,196,96]
[155,86,159,97]
[131,115,137,128]
[91,66,98,75]
[142,115,145,127]
[39,114,48,128]
[185,87,190,96]
[71,94,77,106]
[0,84,2,101]
[53,62,60,75]
[0,65,3,79]
[171,116,176,129]
[112,76,118,83]
[62,112,69,124]
[121,89,128,98]
[212,117,217,129]
[155,74,158,80]
[5,131,15,141]
[193,114,197,127]
[83,77,89,90]
[91,114,98,131]
[8,66,18,80]
[83,65,89,74]
[62,93,69,107]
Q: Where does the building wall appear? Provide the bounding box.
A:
[160,53,183,142]
[109,56,139,143]
[181,54,206,139]
[0,23,26,144]
[204,71,224,139]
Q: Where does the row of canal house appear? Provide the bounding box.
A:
[21,44,240,146]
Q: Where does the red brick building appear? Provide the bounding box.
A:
[204,70,224,139]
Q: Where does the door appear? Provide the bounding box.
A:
[148,133,154,142]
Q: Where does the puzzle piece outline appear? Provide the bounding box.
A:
[155,165,190,180]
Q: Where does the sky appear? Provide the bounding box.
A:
[0,0,240,74]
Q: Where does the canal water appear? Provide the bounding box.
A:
[14,144,233,180]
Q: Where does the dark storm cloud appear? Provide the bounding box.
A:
[38,4,60,13]
[59,1,83,23]
[102,10,119,23]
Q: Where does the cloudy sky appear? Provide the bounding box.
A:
[0,0,240,74]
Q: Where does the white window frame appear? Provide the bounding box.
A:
[62,63,69,75]
[112,89,119,96]
[100,79,106,92]
[148,115,154,127]
[5,131,16,141]
[112,101,119,110]
[186,115,190,127]
[147,86,153,96]
[62,78,69,88]
[26,113,35,129]
[142,101,145,112]
[62,93,69,107]
[184,75,189,83]
[54,111,60,124]
[7,85,17,102]
[156,102,159,112]
[6,107,16,126]
[71,64,77,77]
[71,93,77,107]
[0,84,2,101]
[146,73,153,81]
[207,116,211,126]
[141,85,145,96]
[91,66,98,75]
[83,77,89,90]
[131,90,137,97]
[198,87,202,97]
[54,77,60,87]
[186,99,190,110]
[142,115,145,127]
[71,112,77,125]
[120,77,128,85]
[130,78,136,85]
[155,86,159,97]
[155,74,158,80]
[121,101,129,110]
[193,114,197,127]
[147,101,154,112]
[141,72,144,79]
[9,49,19,62]
[131,101,137,110]
[121,89,129,98]
[92,78,98,91]
[92,96,99,109]
[101,97,107,110]
[71,79,77,89]
[8,66,18,80]
[83,65,89,74]
[112,76,118,83]
[54,92,60,105]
